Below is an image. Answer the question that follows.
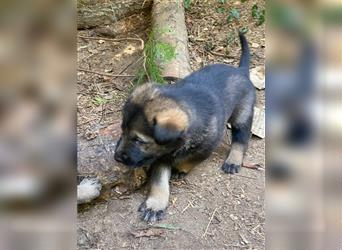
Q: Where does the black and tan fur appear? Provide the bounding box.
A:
[115,32,255,222]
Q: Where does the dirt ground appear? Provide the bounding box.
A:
[77,0,265,249]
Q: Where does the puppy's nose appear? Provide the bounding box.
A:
[114,152,128,163]
[121,153,128,161]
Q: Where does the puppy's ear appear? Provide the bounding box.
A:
[153,109,188,145]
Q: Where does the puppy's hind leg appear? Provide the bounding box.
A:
[222,99,254,174]
[138,164,171,222]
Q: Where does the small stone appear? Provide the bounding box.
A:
[250,66,265,90]
[252,42,259,48]
[229,214,238,220]
[252,107,265,138]
[195,57,202,63]
[223,59,234,63]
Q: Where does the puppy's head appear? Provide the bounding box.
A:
[114,83,189,168]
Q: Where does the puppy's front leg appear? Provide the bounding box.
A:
[138,164,171,222]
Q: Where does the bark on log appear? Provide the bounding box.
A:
[151,0,191,80]
[94,11,150,37]
[77,0,152,29]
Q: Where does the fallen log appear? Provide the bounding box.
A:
[77,0,152,29]
[151,0,191,80]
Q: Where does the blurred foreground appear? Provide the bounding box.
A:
[267,0,342,249]
[0,0,75,249]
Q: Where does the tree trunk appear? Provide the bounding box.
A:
[77,0,152,29]
[151,0,191,80]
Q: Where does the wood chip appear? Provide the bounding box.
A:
[252,107,265,138]
[227,107,265,138]
[251,42,259,48]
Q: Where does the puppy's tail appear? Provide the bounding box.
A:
[238,32,250,71]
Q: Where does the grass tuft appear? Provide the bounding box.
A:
[134,29,176,86]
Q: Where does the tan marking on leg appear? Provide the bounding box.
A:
[146,166,171,211]
[226,143,245,165]
[175,159,198,174]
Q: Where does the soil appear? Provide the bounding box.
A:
[77,0,265,249]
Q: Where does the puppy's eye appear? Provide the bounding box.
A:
[133,136,147,145]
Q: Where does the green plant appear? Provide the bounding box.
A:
[227,8,240,23]
[184,0,191,10]
[240,26,249,34]
[155,42,176,61]
[134,29,176,85]
[92,96,109,106]
[217,7,225,13]
[218,0,227,3]
[252,4,265,26]
[204,41,215,52]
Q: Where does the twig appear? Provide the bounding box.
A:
[78,68,135,77]
[235,174,257,180]
[105,109,122,115]
[99,102,106,124]
[192,40,236,59]
[78,117,97,126]
[143,50,150,82]
[209,50,236,59]
[78,35,144,50]
[113,56,143,80]
[239,232,250,245]
[181,200,194,214]
[202,207,218,238]
[242,162,264,171]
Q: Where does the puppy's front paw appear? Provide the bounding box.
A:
[138,199,166,223]
[221,162,241,174]
[77,178,102,204]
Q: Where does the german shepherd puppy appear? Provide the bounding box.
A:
[115,32,255,222]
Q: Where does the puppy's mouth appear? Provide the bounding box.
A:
[124,156,155,168]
